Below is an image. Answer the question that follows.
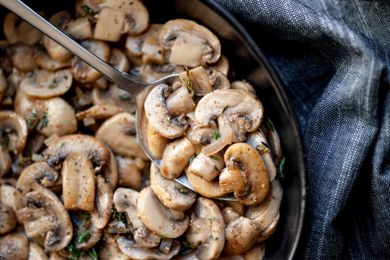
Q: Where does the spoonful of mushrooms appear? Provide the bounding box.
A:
[0,0,239,201]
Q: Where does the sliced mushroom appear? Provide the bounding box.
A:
[262,121,282,165]
[76,104,124,121]
[96,112,147,159]
[222,207,241,225]
[33,48,72,71]
[150,164,196,211]
[62,153,96,211]
[159,19,221,67]
[166,86,195,115]
[137,186,189,238]
[144,122,168,159]
[29,242,49,260]
[256,213,279,243]
[186,168,227,198]
[77,223,103,251]
[109,49,130,72]
[99,235,130,260]
[118,236,180,260]
[43,134,110,170]
[186,198,225,260]
[103,0,149,35]
[102,149,119,189]
[66,17,93,40]
[7,44,38,72]
[94,7,125,42]
[0,69,8,102]
[179,66,212,95]
[195,89,264,151]
[0,233,29,259]
[209,55,229,76]
[20,69,73,98]
[160,137,195,179]
[140,64,182,83]
[231,81,256,95]
[223,143,270,205]
[18,185,73,252]
[188,152,224,181]
[0,184,23,222]
[0,111,28,153]
[186,120,217,146]
[72,40,110,83]
[92,84,136,113]
[3,13,42,45]
[224,180,282,255]
[16,162,59,193]
[113,188,160,247]
[144,84,188,138]
[116,156,144,190]
[247,130,276,181]
[91,175,113,229]
[0,203,17,235]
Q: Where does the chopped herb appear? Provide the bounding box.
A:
[181,241,195,250]
[80,212,90,227]
[212,131,220,141]
[28,109,49,131]
[119,94,130,101]
[87,248,98,260]
[208,216,216,222]
[76,230,91,244]
[27,109,40,129]
[177,187,189,195]
[264,118,274,131]
[256,143,269,154]
[66,244,81,260]
[112,208,125,222]
[60,142,66,148]
[208,234,218,241]
[81,5,94,16]
[209,155,219,161]
[48,79,57,89]
[36,111,49,131]
[277,157,286,178]
[189,155,196,164]
[185,68,194,94]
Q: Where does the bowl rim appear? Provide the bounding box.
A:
[198,0,306,258]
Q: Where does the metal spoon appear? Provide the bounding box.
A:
[0,0,235,201]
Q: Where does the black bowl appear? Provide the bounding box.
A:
[1,0,306,259]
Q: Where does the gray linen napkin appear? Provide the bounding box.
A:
[218,0,390,259]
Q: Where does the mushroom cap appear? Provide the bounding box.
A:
[150,164,196,211]
[0,233,29,259]
[93,7,125,42]
[21,185,73,252]
[137,186,189,238]
[224,143,270,205]
[96,112,147,159]
[195,89,263,134]
[186,198,225,260]
[117,236,180,260]
[33,48,71,71]
[0,111,28,153]
[144,84,188,139]
[16,162,59,193]
[20,69,73,98]
[43,134,110,170]
[159,19,221,67]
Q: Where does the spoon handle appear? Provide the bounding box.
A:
[0,0,146,94]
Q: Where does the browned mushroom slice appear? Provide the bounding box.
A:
[66,17,93,40]
[187,152,224,181]
[144,84,188,139]
[3,12,42,45]
[137,187,189,238]
[7,44,38,72]
[92,84,136,113]
[94,8,125,42]
[103,0,149,36]
[18,185,73,252]
[150,164,196,211]
[34,48,72,71]
[72,40,110,83]
[118,237,180,260]
[159,19,221,67]
[76,104,124,121]
[43,134,110,170]
[62,153,96,211]
[16,162,59,194]
[0,203,17,235]
[20,69,73,98]
[96,112,147,159]
[91,175,113,229]
[116,156,144,190]
[0,233,29,259]
[223,143,270,206]
[186,198,225,260]
[160,137,195,179]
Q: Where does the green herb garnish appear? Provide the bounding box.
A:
[208,234,218,241]
[60,142,66,148]
[66,244,81,260]
[208,216,216,222]
[112,208,126,222]
[181,241,195,250]
[119,94,130,101]
[209,155,219,161]
[81,5,94,16]
[277,157,286,178]
[80,212,90,227]
[87,248,98,260]
[256,143,269,154]
[76,230,91,244]
[36,111,49,131]
[177,187,189,195]
[28,109,49,131]
[212,131,220,140]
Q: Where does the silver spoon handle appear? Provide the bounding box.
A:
[0,0,146,94]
